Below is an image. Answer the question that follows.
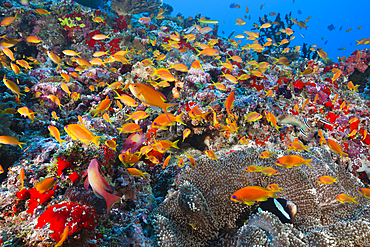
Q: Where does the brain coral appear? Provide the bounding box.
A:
[152,147,370,246]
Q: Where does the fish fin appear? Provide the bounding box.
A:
[91,136,101,147]
[353,196,358,203]
[243,200,255,206]
[175,112,186,125]
[103,191,121,215]
[84,175,89,190]
[305,159,313,168]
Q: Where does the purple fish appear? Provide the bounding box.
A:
[122,131,145,152]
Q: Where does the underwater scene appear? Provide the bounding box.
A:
[0,0,370,246]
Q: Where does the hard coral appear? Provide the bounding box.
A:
[110,0,161,15]
[35,202,97,243]
[152,147,370,246]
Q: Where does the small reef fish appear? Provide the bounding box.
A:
[287,138,310,152]
[316,176,338,184]
[51,111,59,121]
[225,92,235,119]
[48,126,67,147]
[162,153,171,169]
[3,75,23,98]
[122,132,145,152]
[231,186,276,205]
[185,152,196,167]
[129,83,177,121]
[244,165,261,172]
[253,198,297,224]
[119,150,139,166]
[90,96,111,117]
[358,188,370,200]
[0,135,25,148]
[65,124,101,146]
[126,168,148,178]
[19,168,25,190]
[152,113,184,130]
[105,139,117,151]
[244,112,262,122]
[277,114,310,136]
[259,151,275,159]
[266,184,284,193]
[117,123,142,134]
[326,138,348,160]
[18,107,36,122]
[260,167,279,176]
[265,111,281,130]
[205,150,218,162]
[275,155,313,168]
[35,177,58,193]
[335,193,358,204]
[85,159,120,215]
[182,128,191,141]
[124,111,149,121]
[55,226,70,247]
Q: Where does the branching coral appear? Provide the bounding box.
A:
[152,147,370,246]
[110,0,162,15]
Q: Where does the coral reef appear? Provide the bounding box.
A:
[153,147,369,246]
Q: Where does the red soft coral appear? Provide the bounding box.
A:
[35,202,97,242]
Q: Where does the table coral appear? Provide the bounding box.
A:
[110,0,161,15]
[152,146,370,246]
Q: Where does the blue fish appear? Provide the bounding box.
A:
[74,0,105,11]
[327,24,335,31]
[229,3,240,8]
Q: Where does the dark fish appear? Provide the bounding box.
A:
[327,24,335,31]
[325,40,328,45]
[339,25,343,31]
[74,0,104,10]
[253,198,297,223]
[230,3,236,8]
[298,9,302,14]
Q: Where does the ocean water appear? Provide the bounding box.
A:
[165,0,370,60]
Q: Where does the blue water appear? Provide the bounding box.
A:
[164,0,370,61]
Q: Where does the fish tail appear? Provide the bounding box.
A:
[334,177,338,183]
[104,192,121,216]
[304,147,311,153]
[305,159,313,168]
[91,136,101,147]
[18,142,26,148]
[163,103,178,122]
[172,140,180,149]
[353,196,358,203]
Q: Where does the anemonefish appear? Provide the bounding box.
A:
[252,198,297,223]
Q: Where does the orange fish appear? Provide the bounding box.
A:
[182,128,191,141]
[358,188,370,200]
[17,106,36,122]
[0,135,25,148]
[259,151,274,158]
[90,96,111,117]
[26,36,41,44]
[275,155,313,168]
[225,92,235,119]
[287,138,310,152]
[48,126,67,147]
[19,168,25,189]
[205,150,218,162]
[335,193,357,204]
[126,168,148,178]
[55,226,70,247]
[260,167,279,176]
[117,123,142,134]
[152,113,184,130]
[244,112,262,122]
[266,183,284,193]
[105,139,117,151]
[35,177,57,193]
[326,138,348,160]
[1,12,19,27]
[231,186,276,205]
[124,111,149,121]
[129,83,177,122]
[244,164,261,172]
[162,153,172,169]
[316,176,337,184]
[64,124,101,146]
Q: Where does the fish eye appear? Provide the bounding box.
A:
[232,195,236,199]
